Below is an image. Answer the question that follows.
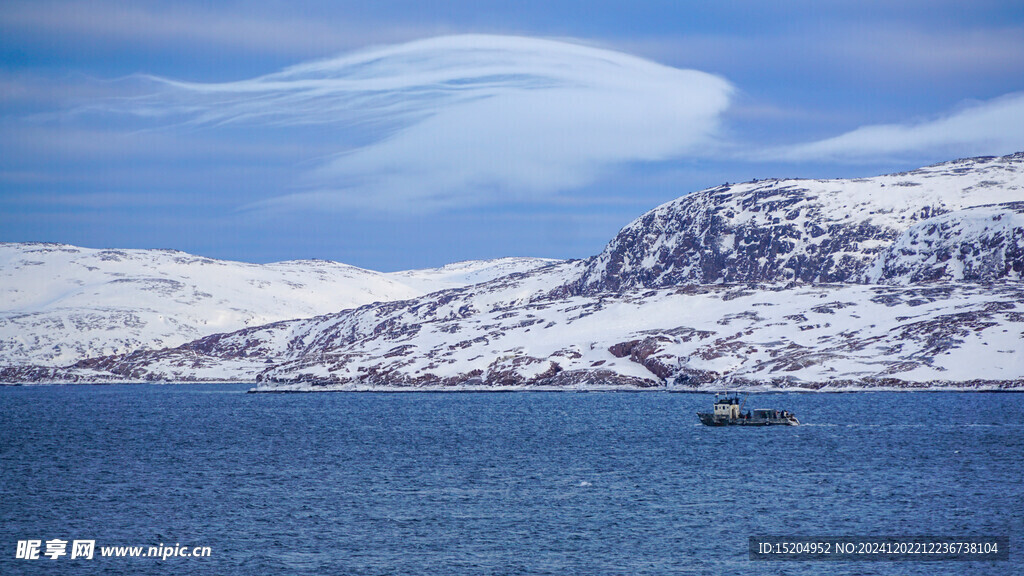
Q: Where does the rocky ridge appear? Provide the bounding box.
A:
[573,153,1023,291]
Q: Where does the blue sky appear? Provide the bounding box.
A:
[3,1,1024,270]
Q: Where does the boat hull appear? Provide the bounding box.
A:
[697,412,799,426]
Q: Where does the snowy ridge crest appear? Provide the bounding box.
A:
[574,152,1024,291]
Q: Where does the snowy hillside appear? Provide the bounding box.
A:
[574,153,1024,291]
[0,243,554,367]
[864,202,1024,283]
[256,282,1024,390]
[55,278,1023,390]
[4,152,1023,389]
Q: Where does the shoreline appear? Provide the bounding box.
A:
[5,380,1022,393]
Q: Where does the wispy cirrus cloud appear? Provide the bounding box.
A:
[94,34,734,212]
[32,32,1024,216]
[767,92,1024,163]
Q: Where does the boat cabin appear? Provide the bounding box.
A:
[713,395,741,419]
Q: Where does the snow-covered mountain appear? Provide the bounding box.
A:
[572,153,1023,291]
[4,152,1023,389]
[0,243,554,367]
[57,278,1024,389]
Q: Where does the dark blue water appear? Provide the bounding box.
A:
[1,386,1021,575]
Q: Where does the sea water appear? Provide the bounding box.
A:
[1,385,1021,575]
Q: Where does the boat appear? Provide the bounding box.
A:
[697,393,799,426]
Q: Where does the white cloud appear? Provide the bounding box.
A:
[104,35,733,211]
[768,92,1024,163]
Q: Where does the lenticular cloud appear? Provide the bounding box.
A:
[121,35,733,211]
[772,92,1024,163]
